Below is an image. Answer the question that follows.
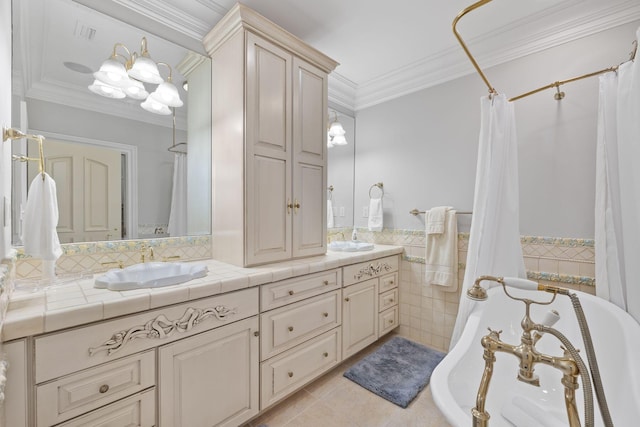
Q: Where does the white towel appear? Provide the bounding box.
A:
[426,206,450,234]
[327,199,335,228]
[22,172,62,262]
[501,395,566,427]
[425,208,458,291]
[368,197,383,231]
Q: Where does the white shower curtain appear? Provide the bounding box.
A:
[450,94,526,349]
[595,31,640,322]
[167,153,187,237]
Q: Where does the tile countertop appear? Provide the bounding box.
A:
[2,245,403,342]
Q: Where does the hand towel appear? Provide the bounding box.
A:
[22,172,63,262]
[368,197,383,231]
[501,395,566,427]
[425,208,458,291]
[426,206,450,234]
[327,198,335,228]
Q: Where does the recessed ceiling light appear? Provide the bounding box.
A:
[63,61,93,74]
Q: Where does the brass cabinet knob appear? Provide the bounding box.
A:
[287,199,293,214]
[288,290,294,296]
[345,297,350,302]
[323,352,329,358]
[322,312,328,317]
[99,384,109,394]
[294,199,301,213]
[389,280,394,285]
[253,331,260,337]
[389,319,394,324]
[389,299,394,303]
[288,326,294,332]
[323,280,329,286]
[288,371,294,378]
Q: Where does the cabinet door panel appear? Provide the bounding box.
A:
[343,279,379,359]
[246,33,293,265]
[158,316,259,427]
[293,58,326,161]
[293,162,324,257]
[248,155,291,264]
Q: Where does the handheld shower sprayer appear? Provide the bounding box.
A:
[466,275,571,301]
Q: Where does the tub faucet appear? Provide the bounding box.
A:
[140,244,154,263]
[469,276,609,427]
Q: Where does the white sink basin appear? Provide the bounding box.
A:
[328,240,374,252]
[95,262,209,291]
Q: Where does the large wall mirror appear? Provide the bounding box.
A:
[10,0,211,245]
[327,110,355,230]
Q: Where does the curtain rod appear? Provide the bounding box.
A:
[452,0,637,102]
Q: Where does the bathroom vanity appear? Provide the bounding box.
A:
[2,246,402,427]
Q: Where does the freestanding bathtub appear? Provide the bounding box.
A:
[431,286,640,426]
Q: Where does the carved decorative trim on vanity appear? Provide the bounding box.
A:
[354,262,393,280]
[89,305,238,356]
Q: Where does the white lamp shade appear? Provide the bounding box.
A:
[148,81,183,107]
[327,132,335,148]
[128,55,163,84]
[123,78,149,100]
[331,134,348,146]
[93,58,130,88]
[88,79,126,99]
[141,97,172,115]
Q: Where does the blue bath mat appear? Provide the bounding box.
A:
[343,336,446,408]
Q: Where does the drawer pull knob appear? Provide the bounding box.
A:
[323,352,329,357]
[390,280,394,284]
[253,331,260,337]
[288,290,294,296]
[323,280,329,285]
[322,312,329,317]
[389,319,394,324]
[288,326,294,332]
[345,297,350,302]
[99,384,109,394]
[390,299,394,303]
[288,371,294,378]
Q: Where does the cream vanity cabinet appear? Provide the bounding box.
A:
[342,255,400,358]
[259,269,342,409]
[205,3,338,267]
[6,288,259,427]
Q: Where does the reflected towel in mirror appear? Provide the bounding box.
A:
[368,197,383,231]
[22,172,63,261]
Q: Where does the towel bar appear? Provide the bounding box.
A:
[410,208,472,216]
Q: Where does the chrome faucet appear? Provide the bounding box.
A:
[140,244,154,263]
[468,276,613,427]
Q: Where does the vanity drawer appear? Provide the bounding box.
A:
[261,327,341,409]
[343,255,399,287]
[57,388,155,427]
[261,269,341,311]
[378,288,398,312]
[379,306,399,337]
[35,287,258,383]
[36,350,155,427]
[260,290,341,360]
[379,272,398,293]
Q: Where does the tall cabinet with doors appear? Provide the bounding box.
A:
[205,4,338,267]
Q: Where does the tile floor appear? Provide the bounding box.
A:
[243,334,452,427]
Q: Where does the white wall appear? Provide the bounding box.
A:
[354,21,640,239]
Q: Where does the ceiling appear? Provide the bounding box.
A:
[13,0,640,123]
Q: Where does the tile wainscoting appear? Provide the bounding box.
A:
[328,228,595,352]
[13,235,212,280]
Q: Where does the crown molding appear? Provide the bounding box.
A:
[328,73,358,112]
[345,1,640,111]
